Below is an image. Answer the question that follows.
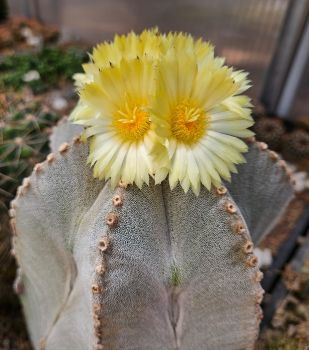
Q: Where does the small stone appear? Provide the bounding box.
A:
[26,35,42,47]
[51,96,68,111]
[23,70,40,82]
[14,137,24,145]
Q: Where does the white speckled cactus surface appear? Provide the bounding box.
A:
[9,30,294,350]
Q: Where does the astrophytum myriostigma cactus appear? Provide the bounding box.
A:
[10,30,294,350]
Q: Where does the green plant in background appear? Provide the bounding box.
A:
[265,335,301,350]
[11,30,295,350]
[0,101,60,203]
[0,47,88,94]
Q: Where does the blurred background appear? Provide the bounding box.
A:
[0,0,309,349]
[8,0,309,119]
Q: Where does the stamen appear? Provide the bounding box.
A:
[171,101,207,144]
[113,100,150,142]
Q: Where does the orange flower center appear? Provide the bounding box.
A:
[170,101,208,144]
[113,100,150,142]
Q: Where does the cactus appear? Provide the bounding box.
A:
[0,101,60,204]
[10,31,295,349]
[282,129,309,162]
[9,121,294,350]
[253,116,285,151]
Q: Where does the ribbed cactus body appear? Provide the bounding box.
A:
[11,122,294,350]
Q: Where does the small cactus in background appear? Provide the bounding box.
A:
[253,116,285,151]
[0,101,60,203]
[282,129,309,163]
[11,30,294,349]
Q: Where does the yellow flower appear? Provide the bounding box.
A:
[92,28,164,68]
[73,28,164,89]
[72,30,213,90]
[166,31,214,63]
[152,47,254,195]
[71,57,161,188]
[71,30,254,194]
